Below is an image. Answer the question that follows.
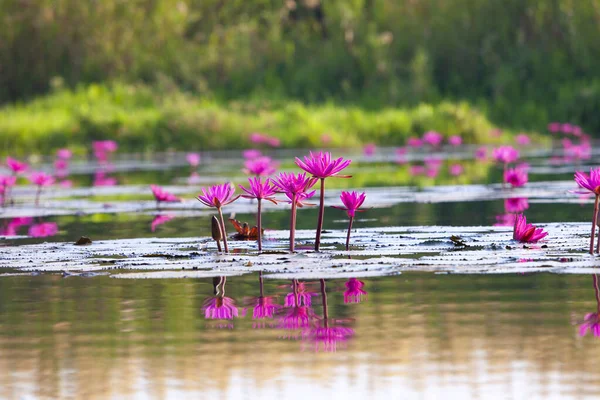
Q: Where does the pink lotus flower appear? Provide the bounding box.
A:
[92,140,118,161]
[475,146,488,161]
[150,184,181,203]
[197,183,239,252]
[295,151,352,179]
[28,222,58,238]
[251,296,282,320]
[6,157,28,174]
[422,131,443,147]
[493,146,519,164]
[572,126,583,137]
[243,156,279,176]
[239,177,278,251]
[0,175,17,188]
[579,313,600,337]
[407,137,423,147]
[515,134,530,146]
[504,167,528,188]
[284,282,315,307]
[513,214,548,243]
[93,171,117,186]
[332,191,366,218]
[363,143,376,157]
[304,325,355,352]
[151,215,175,232]
[29,172,54,187]
[561,123,574,134]
[449,163,464,176]
[448,135,462,146]
[54,159,69,170]
[548,122,561,133]
[186,153,201,167]
[279,306,315,331]
[574,168,600,195]
[203,296,239,320]
[344,278,367,304]
[56,148,72,160]
[505,198,529,213]
[243,149,262,159]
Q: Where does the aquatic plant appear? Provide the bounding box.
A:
[422,131,443,147]
[242,149,262,159]
[186,153,201,167]
[407,137,423,147]
[273,172,317,252]
[279,280,316,333]
[202,277,238,328]
[295,151,351,251]
[92,140,118,162]
[513,214,548,243]
[449,163,464,177]
[363,143,376,157]
[243,156,279,176]
[515,134,530,146]
[448,135,462,146]
[574,168,600,254]
[505,197,529,213]
[247,273,281,329]
[504,167,528,188]
[332,191,366,250]
[239,177,278,251]
[6,157,28,174]
[474,146,488,161]
[344,278,367,304]
[249,133,280,147]
[150,184,181,206]
[579,275,600,338]
[28,222,58,238]
[493,146,519,165]
[28,172,55,206]
[284,281,315,307]
[197,183,239,253]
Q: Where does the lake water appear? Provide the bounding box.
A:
[1,146,599,399]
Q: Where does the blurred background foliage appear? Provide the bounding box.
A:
[0,0,598,152]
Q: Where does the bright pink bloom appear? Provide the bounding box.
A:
[151,215,175,232]
[93,140,118,161]
[572,126,583,137]
[495,214,516,227]
[284,282,315,307]
[505,197,529,213]
[448,135,462,146]
[186,153,201,167]
[6,157,28,174]
[475,146,488,161]
[504,167,528,188]
[304,325,355,352]
[515,134,530,145]
[0,217,33,236]
[197,183,238,208]
[548,122,561,133]
[28,222,58,238]
[579,313,600,337]
[29,172,55,187]
[251,296,282,320]
[422,131,443,147]
[344,278,367,304]
[513,214,548,243]
[407,137,422,147]
[449,163,464,176]
[272,172,317,206]
[243,156,279,176]
[203,296,239,320]
[493,146,519,164]
[239,177,278,203]
[574,168,600,195]
[150,184,181,203]
[54,159,69,170]
[332,191,366,218]
[243,149,262,159]
[0,175,17,187]
[561,123,574,134]
[363,143,376,156]
[295,151,351,179]
[279,306,314,330]
[56,149,72,160]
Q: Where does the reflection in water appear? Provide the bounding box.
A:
[150,214,175,232]
[247,271,281,329]
[202,276,239,329]
[495,197,530,226]
[579,274,600,337]
[344,278,367,304]
[28,222,58,238]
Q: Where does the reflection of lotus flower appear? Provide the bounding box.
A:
[251,296,281,320]
[344,278,367,304]
[150,185,181,203]
[203,296,239,320]
[493,146,519,164]
[513,214,548,243]
[505,198,529,213]
[363,143,376,157]
[504,167,528,188]
[579,313,600,337]
[284,282,314,307]
[494,213,516,227]
[279,306,314,330]
[304,325,355,352]
[151,215,175,232]
[28,222,58,238]
[0,217,33,236]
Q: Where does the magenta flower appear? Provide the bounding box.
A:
[273,172,317,252]
[304,325,355,352]
[0,175,16,188]
[28,222,58,238]
[251,296,282,326]
[6,157,28,174]
[562,123,574,134]
[243,149,262,159]
[0,217,33,236]
[284,282,315,307]
[150,184,181,204]
[505,197,529,213]
[295,151,352,251]
[243,156,279,176]
[333,192,366,249]
[239,177,278,251]
[54,159,69,170]
[363,143,376,157]
[151,214,175,232]
[56,148,72,160]
[279,306,315,331]
[448,135,462,146]
[475,146,488,161]
[29,172,55,206]
[407,137,423,147]
[203,296,239,320]
[513,214,548,243]
[504,167,528,188]
[93,171,117,187]
[186,153,201,167]
[515,134,530,146]
[449,163,464,176]
[344,278,367,304]
[579,313,600,337]
[92,140,118,162]
[574,168,600,254]
[493,146,519,164]
[422,131,443,147]
[197,183,239,253]
[548,122,561,133]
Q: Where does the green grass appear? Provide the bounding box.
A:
[0,82,546,156]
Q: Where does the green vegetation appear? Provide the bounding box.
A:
[0,83,529,155]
